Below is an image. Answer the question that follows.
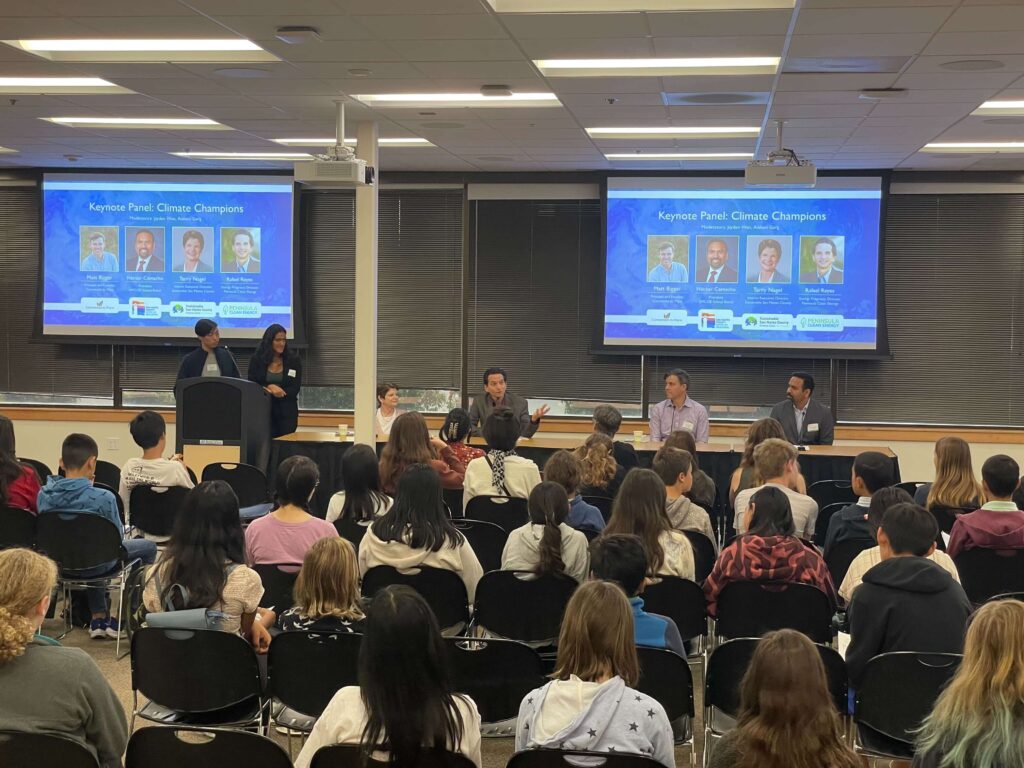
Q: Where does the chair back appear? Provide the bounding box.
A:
[508,748,666,768]
[816,644,850,714]
[473,570,577,643]
[453,518,508,573]
[0,505,36,549]
[252,563,300,613]
[94,459,121,491]
[268,631,362,719]
[361,565,469,630]
[94,481,126,526]
[0,730,98,768]
[641,575,707,644]
[826,537,874,590]
[443,637,546,723]
[953,547,1024,605]
[126,727,292,768]
[636,646,695,721]
[201,462,270,508]
[987,591,1024,603]
[131,627,263,714]
[16,457,52,484]
[930,505,972,535]
[807,480,856,510]
[311,745,476,768]
[36,511,123,570]
[717,580,833,643]
[581,495,613,523]
[442,488,465,518]
[464,495,528,533]
[333,515,370,549]
[130,485,190,537]
[814,502,849,545]
[681,529,716,582]
[894,481,925,496]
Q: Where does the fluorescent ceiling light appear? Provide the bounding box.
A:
[0,76,132,94]
[0,146,18,153]
[489,1,794,10]
[4,38,277,63]
[171,151,311,160]
[922,141,1024,153]
[973,100,1024,115]
[274,137,433,147]
[587,126,760,139]
[45,117,229,130]
[354,92,560,108]
[605,151,753,159]
[535,57,779,77]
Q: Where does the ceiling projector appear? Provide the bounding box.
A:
[745,121,817,187]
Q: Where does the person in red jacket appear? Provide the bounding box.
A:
[0,415,41,513]
[947,454,1024,558]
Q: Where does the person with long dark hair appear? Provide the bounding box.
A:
[294,585,481,768]
[0,414,40,512]
[326,444,392,524]
[502,481,589,582]
[438,408,484,466]
[359,464,483,601]
[378,412,465,495]
[247,323,302,437]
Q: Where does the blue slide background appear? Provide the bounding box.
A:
[42,177,293,334]
[604,187,882,349]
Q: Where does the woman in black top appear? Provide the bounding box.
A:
[248,323,302,437]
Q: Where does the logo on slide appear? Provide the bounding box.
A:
[128,298,161,319]
[80,297,120,314]
[644,309,687,326]
[698,309,733,332]
[741,314,793,331]
[796,314,844,332]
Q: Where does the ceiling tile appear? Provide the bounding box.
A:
[788,34,933,58]
[646,10,794,37]
[651,36,785,57]
[795,6,953,35]
[517,38,654,59]
[354,14,508,40]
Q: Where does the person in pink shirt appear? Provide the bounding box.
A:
[245,455,338,566]
[0,415,40,513]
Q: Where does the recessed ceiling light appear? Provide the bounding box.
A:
[587,126,760,139]
[354,92,560,108]
[44,117,229,130]
[858,88,909,101]
[0,76,131,94]
[940,59,1004,71]
[4,38,277,63]
[171,151,311,160]
[488,1,794,10]
[668,92,765,105]
[348,68,373,77]
[973,100,1024,116]
[983,117,1024,126]
[605,151,753,159]
[274,137,433,147]
[922,142,1024,153]
[535,57,779,77]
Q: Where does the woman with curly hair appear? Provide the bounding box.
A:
[574,433,626,499]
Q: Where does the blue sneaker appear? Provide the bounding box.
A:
[89,618,108,639]
[105,617,124,639]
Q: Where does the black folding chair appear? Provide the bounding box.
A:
[508,748,668,768]
[202,462,270,508]
[464,495,529,533]
[987,591,1024,603]
[16,457,52,484]
[681,530,716,583]
[0,505,36,549]
[854,652,962,760]
[130,485,190,537]
[582,494,613,523]
[333,516,370,549]
[636,647,696,766]
[0,730,98,768]
[825,537,874,594]
[443,488,465,518]
[443,637,545,729]
[814,502,849,546]
[130,627,270,733]
[716,581,834,643]
[807,480,856,511]
[312,745,476,768]
[252,563,300,613]
[361,565,470,631]
[895,481,926,496]
[473,570,577,645]
[94,459,121,491]
[453,518,508,573]
[953,547,1024,605]
[126,727,292,768]
[95,481,126,526]
[642,575,708,653]
[930,505,972,535]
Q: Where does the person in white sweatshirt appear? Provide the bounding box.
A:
[359,463,483,601]
[501,481,590,583]
[118,410,194,528]
[463,407,541,514]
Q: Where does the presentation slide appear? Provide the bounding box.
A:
[603,177,884,352]
[41,174,294,340]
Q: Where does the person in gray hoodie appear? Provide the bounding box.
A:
[515,580,675,767]
[652,447,717,552]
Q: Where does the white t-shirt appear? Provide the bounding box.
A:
[462,455,541,514]
[326,492,392,524]
[119,456,195,527]
[734,482,819,539]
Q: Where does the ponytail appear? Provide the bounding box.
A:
[528,482,569,577]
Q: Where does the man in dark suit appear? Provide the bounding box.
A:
[468,367,549,437]
[126,229,164,273]
[175,318,241,381]
[769,371,835,445]
[696,238,738,283]
[800,236,844,284]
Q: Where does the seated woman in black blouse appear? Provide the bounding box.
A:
[248,323,302,437]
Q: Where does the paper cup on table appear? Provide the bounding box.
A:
[633,430,645,443]
[338,424,348,439]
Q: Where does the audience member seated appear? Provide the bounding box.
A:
[914,599,1024,768]
[733,438,818,539]
[662,430,716,512]
[543,450,604,535]
[574,433,626,499]
[729,417,807,506]
[279,537,365,633]
[590,534,685,657]
[359,464,484,601]
[914,436,982,513]
[118,410,194,528]
[706,629,859,768]
[705,486,834,618]
[143,481,273,651]
[0,548,128,768]
[652,447,717,551]
[37,433,157,640]
[295,585,482,768]
[839,488,960,603]
[515,580,675,767]
[592,404,638,470]
[823,450,895,557]
[326,443,392,524]
[501,482,590,583]
[379,411,466,495]
[947,454,1024,558]
[603,469,695,581]
[846,503,971,689]
[438,407,485,466]
[0,414,40,512]
[463,407,541,513]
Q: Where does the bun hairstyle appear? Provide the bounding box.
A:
[439,408,472,444]
[0,549,57,664]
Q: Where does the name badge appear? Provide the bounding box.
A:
[807,423,819,432]
[682,420,694,430]
[287,369,297,378]
[205,363,218,372]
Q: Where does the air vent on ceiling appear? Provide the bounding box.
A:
[663,92,768,106]
[784,57,910,74]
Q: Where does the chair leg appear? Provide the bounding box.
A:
[55,584,73,640]
[114,579,126,660]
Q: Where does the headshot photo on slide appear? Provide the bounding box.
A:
[79,226,119,272]
[799,235,844,284]
[172,226,215,273]
[695,235,739,283]
[125,226,166,273]
[221,227,261,274]
[746,235,792,284]
[646,235,689,282]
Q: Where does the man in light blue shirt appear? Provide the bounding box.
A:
[648,368,710,443]
[81,232,119,272]
[647,241,688,282]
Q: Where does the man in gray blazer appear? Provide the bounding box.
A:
[468,367,549,438]
[769,371,835,445]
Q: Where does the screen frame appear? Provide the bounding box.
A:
[593,169,892,360]
[32,168,305,348]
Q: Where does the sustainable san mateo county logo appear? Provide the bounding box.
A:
[171,303,185,315]
[745,316,758,328]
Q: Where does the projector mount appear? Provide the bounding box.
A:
[316,100,357,162]
[761,120,810,167]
